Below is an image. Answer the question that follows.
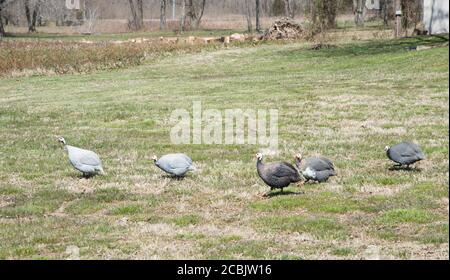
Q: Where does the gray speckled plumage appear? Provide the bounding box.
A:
[296,156,335,183]
[59,137,103,176]
[154,153,195,177]
[256,154,301,191]
[386,141,425,167]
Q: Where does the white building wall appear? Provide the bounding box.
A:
[423,0,449,34]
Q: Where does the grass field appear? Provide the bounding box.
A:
[0,35,448,259]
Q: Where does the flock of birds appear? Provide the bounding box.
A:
[57,136,425,196]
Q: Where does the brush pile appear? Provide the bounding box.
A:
[263,18,304,40]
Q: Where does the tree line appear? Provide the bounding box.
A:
[0,0,424,37]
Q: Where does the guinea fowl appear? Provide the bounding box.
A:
[294,154,336,183]
[58,137,104,177]
[256,153,302,196]
[152,153,195,177]
[385,141,425,168]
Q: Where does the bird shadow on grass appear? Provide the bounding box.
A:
[264,190,305,198]
[388,166,422,172]
[161,175,187,181]
[69,173,96,179]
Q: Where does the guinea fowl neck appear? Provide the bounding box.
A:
[256,159,263,170]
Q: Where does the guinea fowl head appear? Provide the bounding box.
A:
[151,155,158,162]
[57,137,66,145]
[384,145,390,152]
[255,153,263,161]
[294,153,303,166]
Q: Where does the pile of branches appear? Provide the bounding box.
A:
[263,18,304,40]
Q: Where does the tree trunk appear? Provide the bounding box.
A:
[324,0,336,28]
[310,0,317,25]
[195,0,206,29]
[180,0,186,31]
[0,16,4,38]
[255,0,261,32]
[137,0,143,28]
[355,0,366,26]
[25,0,37,33]
[128,0,138,30]
[160,0,166,30]
[32,3,38,30]
[128,0,143,30]
[380,0,389,26]
[185,0,206,29]
[283,0,291,18]
[0,1,4,38]
[244,0,252,33]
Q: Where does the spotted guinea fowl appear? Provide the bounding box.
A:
[385,141,425,168]
[58,137,104,177]
[294,153,336,183]
[152,153,195,177]
[256,153,302,196]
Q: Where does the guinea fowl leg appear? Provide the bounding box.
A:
[261,188,273,198]
[296,181,305,194]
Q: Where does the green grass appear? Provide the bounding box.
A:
[331,247,355,257]
[378,209,437,224]
[109,204,144,215]
[256,215,348,240]
[172,214,201,227]
[250,190,360,213]
[0,34,448,259]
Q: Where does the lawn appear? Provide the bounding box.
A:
[0,35,448,259]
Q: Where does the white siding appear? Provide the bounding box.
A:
[423,0,449,34]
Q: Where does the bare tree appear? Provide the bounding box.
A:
[40,0,64,26]
[354,0,366,26]
[0,0,6,37]
[128,0,143,30]
[284,0,292,18]
[255,0,261,32]
[401,0,422,36]
[324,0,336,28]
[244,0,252,32]
[0,17,3,38]
[310,0,317,25]
[180,0,186,31]
[312,0,336,29]
[186,0,206,29]
[160,0,166,30]
[24,0,40,33]
[380,0,389,26]
[84,5,99,34]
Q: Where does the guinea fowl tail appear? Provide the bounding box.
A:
[97,167,105,175]
[418,152,426,160]
[188,165,196,171]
